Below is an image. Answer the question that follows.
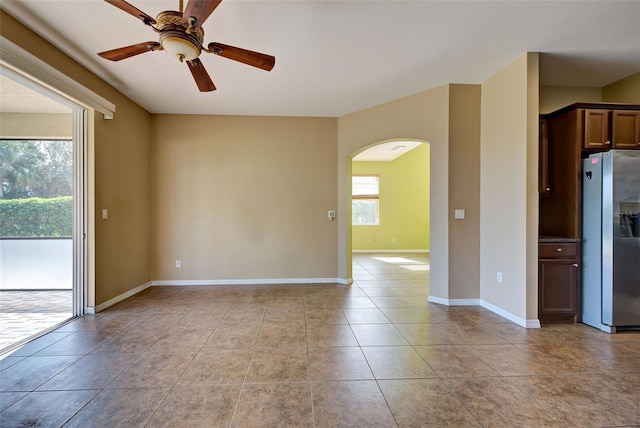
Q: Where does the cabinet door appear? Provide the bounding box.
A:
[612,111,640,149]
[539,259,577,319]
[584,109,611,150]
[539,119,551,195]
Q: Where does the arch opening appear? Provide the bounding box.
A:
[346,138,432,291]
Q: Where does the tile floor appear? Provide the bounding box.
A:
[0,290,73,353]
[1,253,639,427]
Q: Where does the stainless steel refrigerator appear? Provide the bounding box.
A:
[582,150,640,333]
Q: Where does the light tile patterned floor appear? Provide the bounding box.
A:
[0,290,73,353]
[1,253,639,427]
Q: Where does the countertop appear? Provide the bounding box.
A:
[539,236,581,243]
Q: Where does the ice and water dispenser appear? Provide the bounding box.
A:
[619,202,640,238]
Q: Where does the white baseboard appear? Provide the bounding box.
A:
[151,277,351,286]
[428,295,540,329]
[449,299,481,306]
[427,296,480,306]
[88,281,152,313]
[352,249,430,253]
[525,319,542,329]
[479,300,540,329]
[427,295,449,306]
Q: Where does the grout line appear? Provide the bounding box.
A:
[227,289,271,426]
[302,285,317,428]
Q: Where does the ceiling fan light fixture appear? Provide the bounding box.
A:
[156,10,204,62]
[160,32,201,62]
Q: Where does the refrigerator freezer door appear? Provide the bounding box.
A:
[604,150,640,326]
[582,154,607,330]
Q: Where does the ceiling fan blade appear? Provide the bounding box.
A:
[207,43,275,71]
[183,0,222,28]
[98,42,161,61]
[187,59,216,92]
[104,0,156,24]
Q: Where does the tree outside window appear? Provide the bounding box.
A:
[0,140,72,199]
[0,140,73,237]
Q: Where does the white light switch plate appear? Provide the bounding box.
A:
[454,209,465,219]
[102,209,108,220]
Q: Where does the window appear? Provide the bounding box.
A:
[352,175,379,225]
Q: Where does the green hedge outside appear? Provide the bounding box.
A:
[0,196,72,237]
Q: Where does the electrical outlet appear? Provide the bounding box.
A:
[497,272,503,283]
[176,260,181,269]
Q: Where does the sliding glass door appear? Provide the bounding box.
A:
[0,70,86,352]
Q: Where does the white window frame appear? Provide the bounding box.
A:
[352,174,380,226]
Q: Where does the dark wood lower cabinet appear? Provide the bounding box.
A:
[538,242,580,323]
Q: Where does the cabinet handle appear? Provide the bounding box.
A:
[572,263,578,267]
[604,140,611,145]
[556,247,563,252]
[545,187,551,192]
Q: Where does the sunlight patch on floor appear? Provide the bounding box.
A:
[372,256,429,271]
[399,264,430,271]
[373,257,422,264]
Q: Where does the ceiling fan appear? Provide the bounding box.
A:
[98,0,275,92]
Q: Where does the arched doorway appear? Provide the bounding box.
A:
[347,139,431,292]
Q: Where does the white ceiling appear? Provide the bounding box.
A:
[1,0,639,117]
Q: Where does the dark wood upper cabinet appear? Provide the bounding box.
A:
[539,108,582,238]
[612,110,640,148]
[583,109,611,150]
[539,118,551,196]
[539,103,640,239]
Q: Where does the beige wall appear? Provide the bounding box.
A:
[603,72,640,103]
[94,106,151,304]
[526,54,540,320]
[150,115,338,281]
[539,86,602,114]
[448,85,481,299]
[480,53,539,321]
[1,11,152,306]
[540,72,640,115]
[0,113,72,138]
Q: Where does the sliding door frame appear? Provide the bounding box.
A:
[1,36,115,316]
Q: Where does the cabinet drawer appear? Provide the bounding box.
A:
[539,243,577,258]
